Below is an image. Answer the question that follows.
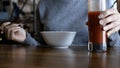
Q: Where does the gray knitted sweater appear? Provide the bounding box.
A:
[23,0,120,47]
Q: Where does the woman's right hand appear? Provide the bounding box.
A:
[0,22,26,43]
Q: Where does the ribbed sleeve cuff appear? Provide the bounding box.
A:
[23,32,40,46]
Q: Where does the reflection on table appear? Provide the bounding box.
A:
[0,44,119,68]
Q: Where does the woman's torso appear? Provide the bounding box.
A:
[38,0,88,46]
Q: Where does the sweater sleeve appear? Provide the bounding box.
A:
[22,32,40,46]
[108,31,120,47]
[22,4,44,46]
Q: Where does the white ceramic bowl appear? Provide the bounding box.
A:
[40,31,76,48]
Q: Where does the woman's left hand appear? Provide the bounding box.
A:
[99,8,120,36]
[0,22,26,43]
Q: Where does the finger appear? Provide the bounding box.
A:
[0,22,11,33]
[6,26,16,40]
[10,27,22,41]
[107,26,120,37]
[9,27,26,42]
[103,21,119,31]
[5,24,19,30]
[99,14,118,26]
[4,24,20,35]
[7,27,21,40]
[99,8,118,18]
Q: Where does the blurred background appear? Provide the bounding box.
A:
[0,0,40,35]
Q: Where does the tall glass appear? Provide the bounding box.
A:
[88,0,107,52]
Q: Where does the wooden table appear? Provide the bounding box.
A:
[0,44,119,68]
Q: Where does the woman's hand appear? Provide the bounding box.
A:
[0,22,26,43]
[99,8,120,36]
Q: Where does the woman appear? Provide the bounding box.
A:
[1,0,120,46]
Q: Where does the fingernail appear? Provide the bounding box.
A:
[103,27,107,31]
[99,20,104,25]
[98,14,103,18]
